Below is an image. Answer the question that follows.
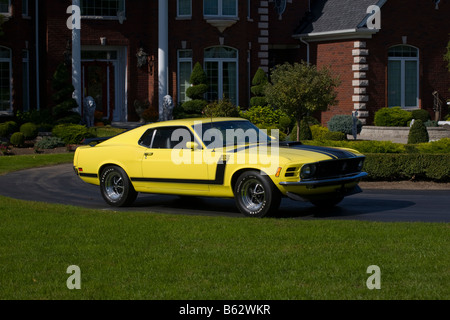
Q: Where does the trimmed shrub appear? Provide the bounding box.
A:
[411,109,430,122]
[328,114,362,135]
[0,121,18,137]
[310,125,329,140]
[179,62,208,117]
[52,124,93,144]
[250,68,268,107]
[408,119,429,144]
[203,98,240,118]
[364,153,450,181]
[424,120,439,127]
[20,122,38,139]
[322,131,346,141]
[34,137,66,149]
[374,107,413,127]
[299,119,312,140]
[10,132,25,147]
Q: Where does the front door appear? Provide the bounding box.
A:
[82,61,115,121]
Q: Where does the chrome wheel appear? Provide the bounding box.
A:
[234,171,281,217]
[100,166,138,207]
[104,171,124,202]
[240,179,266,212]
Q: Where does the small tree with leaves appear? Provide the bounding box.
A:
[265,62,340,141]
[250,68,269,107]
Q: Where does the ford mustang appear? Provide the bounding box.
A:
[73,118,368,217]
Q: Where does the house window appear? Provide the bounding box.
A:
[0,0,9,13]
[22,0,29,16]
[81,0,125,17]
[204,46,238,105]
[204,0,237,17]
[22,50,30,112]
[388,45,419,109]
[178,50,192,104]
[178,0,191,17]
[0,46,11,113]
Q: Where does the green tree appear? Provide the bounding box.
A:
[265,62,340,141]
[408,119,429,144]
[250,68,268,107]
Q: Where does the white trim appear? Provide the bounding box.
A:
[293,28,378,42]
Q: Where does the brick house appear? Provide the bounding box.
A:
[0,0,449,125]
[295,0,450,124]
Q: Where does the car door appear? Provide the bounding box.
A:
[138,126,210,192]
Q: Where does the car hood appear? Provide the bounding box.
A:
[224,142,362,165]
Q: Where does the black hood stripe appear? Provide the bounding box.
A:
[285,144,357,159]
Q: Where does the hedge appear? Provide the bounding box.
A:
[363,153,450,182]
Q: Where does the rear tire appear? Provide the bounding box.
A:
[100,166,138,207]
[234,171,281,217]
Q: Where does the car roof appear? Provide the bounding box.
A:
[144,117,248,128]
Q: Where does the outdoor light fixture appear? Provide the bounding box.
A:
[136,47,149,68]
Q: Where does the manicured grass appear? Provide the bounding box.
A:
[0,195,448,300]
[0,153,74,175]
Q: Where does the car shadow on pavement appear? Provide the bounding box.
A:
[130,194,416,220]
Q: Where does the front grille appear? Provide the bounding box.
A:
[314,158,364,180]
[285,167,298,177]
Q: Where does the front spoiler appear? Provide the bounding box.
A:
[280,172,368,188]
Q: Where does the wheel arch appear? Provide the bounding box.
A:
[230,167,270,191]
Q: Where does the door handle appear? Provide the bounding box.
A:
[144,152,153,159]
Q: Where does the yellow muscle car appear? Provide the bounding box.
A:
[73,118,368,217]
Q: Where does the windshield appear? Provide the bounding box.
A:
[193,120,273,149]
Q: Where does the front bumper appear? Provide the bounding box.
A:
[279,172,368,188]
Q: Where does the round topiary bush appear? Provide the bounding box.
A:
[10,132,25,147]
[20,122,38,139]
[0,121,18,137]
[327,114,362,135]
[374,107,413,127]
[411,109,430,122]
[408,119,429,144]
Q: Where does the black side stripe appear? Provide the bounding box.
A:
[131,160,227,185]
[286,145,357,159]
[79,173,99,178]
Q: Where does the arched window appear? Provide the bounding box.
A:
[388,45,419,108]
[0,46,12,113]
[204,46,238,105]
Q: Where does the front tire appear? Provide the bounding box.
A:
[100,166,138,207]
[234,171,281,217]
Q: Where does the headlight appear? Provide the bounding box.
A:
[357,159,364,171]
[300,164,316,179]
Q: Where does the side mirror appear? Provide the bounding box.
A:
[186,141,199,151]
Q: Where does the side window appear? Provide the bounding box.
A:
[138,129,155,148]
[150,127,195,149]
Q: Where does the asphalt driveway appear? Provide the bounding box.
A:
[0,163,449,222]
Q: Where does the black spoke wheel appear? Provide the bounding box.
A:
[100,166,137,207]
[234,171,281,217]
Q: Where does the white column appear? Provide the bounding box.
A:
[158,0,169,120]
[72,0,82,113]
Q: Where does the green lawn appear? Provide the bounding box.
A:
[0,196,448,300]
[0,153,74,175]
[0,154,448,300]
